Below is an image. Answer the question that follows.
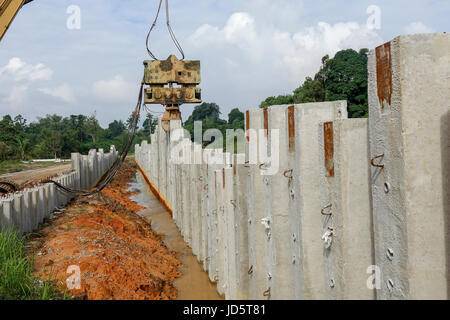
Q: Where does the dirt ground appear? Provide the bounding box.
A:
[27,160,182,300]
[0,163,72,190]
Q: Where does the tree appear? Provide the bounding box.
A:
[260,95,294,109]
[184,102,227,146]
[0,115,24,159]
[16,137,30,161]
[0,142,7,161]
[228,108,244,125]
[227,108,245,130]
[323,49,368,118]
[0,113,151,160]
[126,111,140,129]
[106,120,126,138]
[142,113,158,137]
[293,77,325,103]
[258,48,369,118]
[186,102,221,123]
[84,112,102,143]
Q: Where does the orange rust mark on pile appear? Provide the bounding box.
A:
[136,163,173,217]
[222,168,225,188]
[245,110,250,142]
[376,41,392,109]
[263,108,268,137]
[323,122,335,177]
[288,105,295,152]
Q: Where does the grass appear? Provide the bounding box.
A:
[0,229,70,300]
[0,160,67,175]
[0,160,24,175]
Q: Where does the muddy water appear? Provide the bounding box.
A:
[130,172,223,300]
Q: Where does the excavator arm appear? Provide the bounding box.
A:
[0,0,33,41]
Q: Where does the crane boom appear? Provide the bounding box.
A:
[0,0,33,41]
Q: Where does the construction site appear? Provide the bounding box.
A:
[0,0,449,305]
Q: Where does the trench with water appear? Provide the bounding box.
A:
[129,171,223,300]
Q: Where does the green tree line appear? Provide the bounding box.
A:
[260,48,369,118]
[183,102,245,151]
[0,112,158,161]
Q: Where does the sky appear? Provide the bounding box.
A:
[0,0,448,127]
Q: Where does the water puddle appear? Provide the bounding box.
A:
[129,172,223,300]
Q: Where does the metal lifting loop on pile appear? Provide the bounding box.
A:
[144,0,202,132]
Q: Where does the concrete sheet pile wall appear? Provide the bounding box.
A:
[135,33,449,300]
[135,101,364,300]
[0,146,119,235]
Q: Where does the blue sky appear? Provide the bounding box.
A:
[0,0,448,126]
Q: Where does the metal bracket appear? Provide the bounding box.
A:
[321,204,332,216]
[371,153,385,168]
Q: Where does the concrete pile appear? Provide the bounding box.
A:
[0,146,118,235]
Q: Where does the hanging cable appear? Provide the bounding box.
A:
[146,0,185,60]
[44,78,145,197]
[144,104,164,115]
[146,0,163,60]
[165,0,185,60]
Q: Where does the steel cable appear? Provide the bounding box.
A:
[146,0,185,60]
[44,78,145,197]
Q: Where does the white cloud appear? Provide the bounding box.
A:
[6,85,28,105]
[223,12,257,44]
[404,22,435,34]
[188,12,382,91]
[0,57,53,82]
[39,84,76,103]
[92,75,135,102]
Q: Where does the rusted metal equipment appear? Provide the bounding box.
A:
[143,55,202,132]
[0,180,19,195]
[144,0,202,132]
[0,0,33,41]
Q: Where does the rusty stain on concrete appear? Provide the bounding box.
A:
[376,41,392,109]
[288,105,295,152]
[323,122,335,177]
[246,110,250,142]
[263,108,268,137]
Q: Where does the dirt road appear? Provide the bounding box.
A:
[0,163,72,189]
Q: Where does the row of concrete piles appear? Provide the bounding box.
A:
[0,146,118,235]
[135,34,449,300]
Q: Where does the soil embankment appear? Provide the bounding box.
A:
[28,160,182,300]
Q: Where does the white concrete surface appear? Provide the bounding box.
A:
[368,33,450,300]
[319,119,374,300]
[246,108,269,300]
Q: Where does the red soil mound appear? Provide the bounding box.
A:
[29,160,182,300]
